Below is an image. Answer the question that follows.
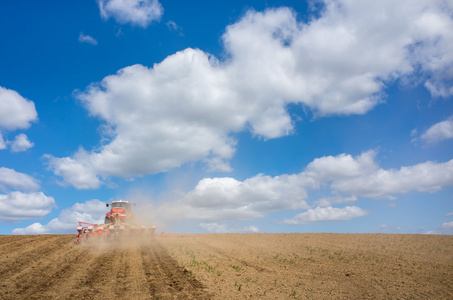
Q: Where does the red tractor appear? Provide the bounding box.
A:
[105,200,136,225]
[76,200,156,244]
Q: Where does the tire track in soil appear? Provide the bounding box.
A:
[1,236,70,276]
[122,246,151,299]
[38,245,102,300]
[141,242,211,299]
[0,235,64,277]
[1,236,210,299]
[1,236,79,299]
[111,248,132,298]
[56,245,132,300]
[0,235,42,252]
[66,241,211,299]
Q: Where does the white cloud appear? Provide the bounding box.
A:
[157,174,312,223]
[446,212,453,217]
[282,206,369,225]
[331,159,453,198]
[199,222,259,233]
[0,192,54,222]
[153,150,453,223]
[44,151,102,189]
[425,81,453,98]
[303,151,453,200]
[12,222,47,235]
[0,86,38,130]
[33,149,453,230]
[98,0,163,27]
[0,133,5,150]
[10,133,34,152]
[166,20,182,35]
[305,151,377,181]
[0,166,50,224]
[441,221,453,231]
[419,116,453,144]
[314,195,357,208]
[12,199,106,234]
[78,32,98,45]
[49,2,453,188]
[423,230,438,235]
[0,167,40,191]
[48,52,242,188]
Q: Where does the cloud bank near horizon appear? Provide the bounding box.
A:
[18,150,453,234]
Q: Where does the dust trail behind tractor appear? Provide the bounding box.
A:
[76,200,156,244]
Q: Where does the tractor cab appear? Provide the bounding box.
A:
[105,200,136,224]
[109,200,132,212]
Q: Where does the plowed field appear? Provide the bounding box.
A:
[1,233,452,299]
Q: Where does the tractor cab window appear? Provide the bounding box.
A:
[112,202,131,211]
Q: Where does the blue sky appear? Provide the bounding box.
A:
[1,0,452,235]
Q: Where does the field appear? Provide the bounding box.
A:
[0,233,452,299]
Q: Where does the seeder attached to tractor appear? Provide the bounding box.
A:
[76,200,156,244]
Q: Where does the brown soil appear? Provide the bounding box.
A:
[0,235,209,299]
[1,233,452,299]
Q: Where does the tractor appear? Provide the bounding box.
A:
[76,199,156,244]
[105,200,136,225]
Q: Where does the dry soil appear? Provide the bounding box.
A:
[1,233,452,299]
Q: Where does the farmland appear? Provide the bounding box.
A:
[1,233,452,299]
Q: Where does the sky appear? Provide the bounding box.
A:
[0,0,453,235]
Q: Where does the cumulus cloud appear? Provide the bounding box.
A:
[10,133,34,152]
[12,222,47,235]
[98,0,163,27]
[18,149,453,230]
[0,87,37,152]
[199,222,259,233]
[152,151,453,224]
[48,52,242,188]
[78,32,98,45]
[42,150,453,229]
[156,174,313,223]
[305,151,378,181]
[419,116,453,144]
[49,1,453,189]
[0,192,55,222]
[0,167,40,191]
[12,199,106,234]
[0,86,37,130]
[331,159,453,198]
[44,151,102,189]
[282,206,369,225]
[0,166,52,224]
